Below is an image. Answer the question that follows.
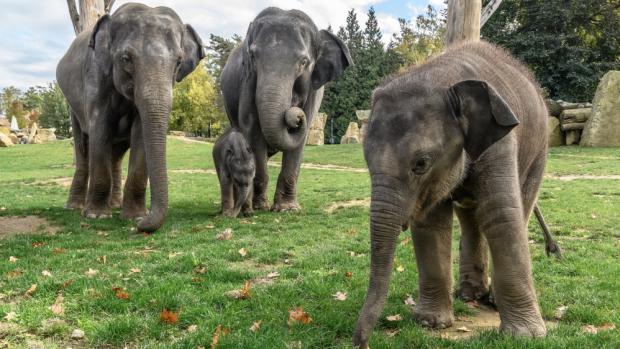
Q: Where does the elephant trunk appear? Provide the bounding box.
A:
[255,74,307,151]
[354,175,406,348]
[134,66,173,232]
[232,184,251,217]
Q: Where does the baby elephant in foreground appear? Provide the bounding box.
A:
[354,41,549,348]
[213,129,256,218]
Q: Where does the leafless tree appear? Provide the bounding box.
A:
[66,0,116,35]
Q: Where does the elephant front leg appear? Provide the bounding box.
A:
[272,146,302,212]
[411,201,455,329]
[83,137,113,219]
[479,197,546,337]
[110,141,129,209]
[455,206,491,303]
[121,120,148,220]
[66,113,89,210]
[251,137,270,211]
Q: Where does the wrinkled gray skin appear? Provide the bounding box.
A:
[220,7,352,212]
[56,3,204,232]
[353,41,548,348]
[213,128,256,218]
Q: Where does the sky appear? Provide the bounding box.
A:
[0,0,445,89]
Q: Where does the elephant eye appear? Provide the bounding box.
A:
[300,58,309,69]
[121,54,132,64]
[412,156,432,175]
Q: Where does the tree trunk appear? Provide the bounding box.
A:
[446,0,482,46]
[481,0,504,27]
[66,0,115,35]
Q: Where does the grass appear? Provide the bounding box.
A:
[0,138,619,348]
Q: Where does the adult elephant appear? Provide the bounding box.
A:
[57,3,204,232]
[220,7,352,212]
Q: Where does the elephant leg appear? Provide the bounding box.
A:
[455,206,490,302]
[121,119,148,220]
[83,130,113,219]
[271,146,302,212]
[241,184,254,216]
[478,175,546,337]
[66,112,89,210]
[109,140,129,209]
[411,200,455,329]
[251,136,270,211]
[220,177,235,217]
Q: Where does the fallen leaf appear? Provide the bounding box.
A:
[4,311,17,321]
[401,237,411,246]
[385,328,401,337]
[238,248,248,257]
[32,242,45,248]
[582,324,598,334]
[348,251,356,257]
[42,270,52,277]
[216,228,233,240]
[25,284,37,296]
[7,270,22,278]
[249,320,262,333]
[598,323,616,331]
[168,252,182,259]
[49,293,64,315]
[225,281,252,300]
[554,305,567,319]
[53,248,66,254]
[344,271,352,278]
[97,255,107,264]
[160,309,179,324]
[187,324,198,333]
[71,328,85,339]
[404,295,416,306]
[333,291,348,301]
[396,265,405,273]
[456,326,471,332]
[9,256,17,263]
[210,324,231,349]
[267,271,280,279]
[129,268,141,274]
[345,228,358,236]
[386,314,402,322]
[288,307,312,326]
[60,279,74,289]
[194,266,208,274]
[84,268,98,277]
[112,286,130,300]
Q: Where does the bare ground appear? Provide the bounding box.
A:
[325,198,370,213]
[0,216,60,239]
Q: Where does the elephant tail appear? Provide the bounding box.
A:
[533,204,562,259]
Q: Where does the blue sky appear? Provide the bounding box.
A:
[0,0,445,89]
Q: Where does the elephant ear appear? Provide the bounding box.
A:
[176,24,205,82]
[447,80,520,161]
[311,30,354,90]
[88,14,112,70]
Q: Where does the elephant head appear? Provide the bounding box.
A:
[243,8,352,151]
[354,80,519,347]
[89,4,204,232]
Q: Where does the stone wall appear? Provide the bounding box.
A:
[581,71,620,147]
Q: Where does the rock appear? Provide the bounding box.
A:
[355,110,371,122]
[0,126,10,136]
[561,122,586,131]
[566,130,581,145]
[0,132,14,147]
[306,113,327,146]
[71,328,85,339]
[581,71,620,147]
[545,99,563,117]
[169,130,186,137]
[560,108,591,124]
[557,100,591,110]
[0,117,9,128]
[8,133,18,144]
[32,128,57,144]
[27,122,38,144]
[340,122,360,144]
[548,117,562,147]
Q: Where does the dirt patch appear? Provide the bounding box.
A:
[0,216,60,238]
[268,162,367,173]
[325,198,370,213]
[545,174,620,181]
[170,169,217,175]
[169,136,210,144]
[32,177,73,187]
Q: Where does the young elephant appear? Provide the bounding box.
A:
[353,41,548,348]
[213,129,256,218]
[56,3,204,232]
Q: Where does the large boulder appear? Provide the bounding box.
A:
[548,117,562,147]
[581,71,620,146]
[356,110,371,143]
[32,128,57,144]
[0,132,14,147]
[340,122,360,144]
[0,126,10,136]
[306,113,327,146]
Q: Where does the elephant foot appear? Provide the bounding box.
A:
[500,317,546,337]
[413,305,454,329]
[82,206,112,219]
[253,198,270,211]
[109,195,123,209]
[65,200,84,210]
[457,280,490,303]
[271,200,301,212]
[222,209,239,218]
[121,207,148,221]
[241,206,254,216]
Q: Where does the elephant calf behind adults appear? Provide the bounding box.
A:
[56,3,204,232]
[354,41,549,348]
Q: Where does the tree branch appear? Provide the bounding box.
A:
[104,0,115,14]
[481,0,503,27]
[66,0,81,35]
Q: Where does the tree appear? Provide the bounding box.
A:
[482,0,620,101]
[66,0,115,34]
[39,83,71,137]
[0,87,27,128]
[206,34,243,82]
[170,62,227,137]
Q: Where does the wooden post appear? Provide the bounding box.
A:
[445,0,482,46]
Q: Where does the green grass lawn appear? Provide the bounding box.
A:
[0,139,619,348]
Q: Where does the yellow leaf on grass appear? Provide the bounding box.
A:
[25,284,37,296]
[249,320,262,333]
[386,314,402,322]
[288,307,312,326]
[333,291,348,301]
[238,248,248,257]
